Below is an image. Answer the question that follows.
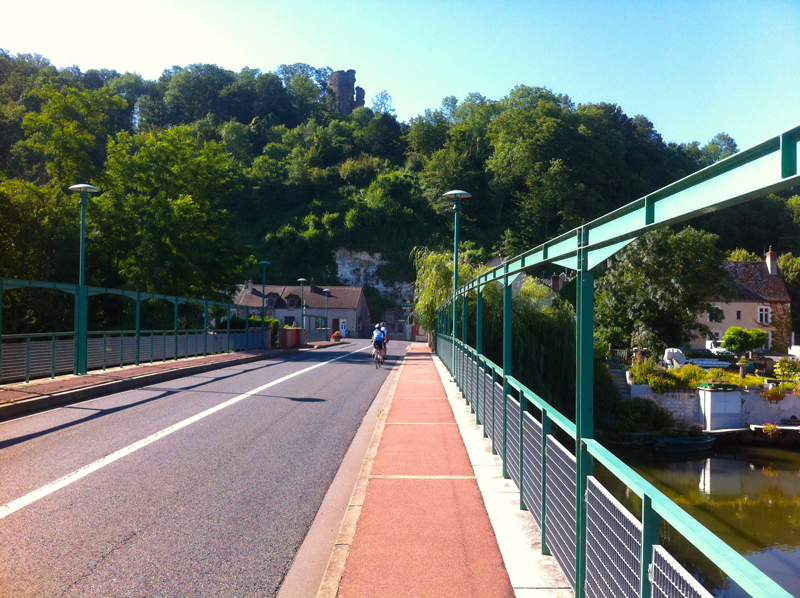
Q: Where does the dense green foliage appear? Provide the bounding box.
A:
[3,49,800,337]
[595,228,734,354]
[722,326,769,359]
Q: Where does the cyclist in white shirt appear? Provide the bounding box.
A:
[371,324,386,362]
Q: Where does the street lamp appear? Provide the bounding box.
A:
[68,183,100,375]
[297,278,308,329]
[258,260,270,349]
[323,288,331,338]
[442,190,471,367]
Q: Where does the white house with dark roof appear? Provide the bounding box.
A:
[233,278,371,338]
[692,249,792,350]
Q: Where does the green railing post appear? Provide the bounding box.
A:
[135,294,141,366]
[51,334,56,378]
[575,227,595,598]
[102,332,107,370]
[25,335,31,383]
[245,309,249,350]
[227,306,231,352]
[491,369,498,455]
[502,262,512,479]
[174,299,179,361]
[640,494,659,598]
[203,301,208,356]
[475,289,483,424]
[120,331,124,369]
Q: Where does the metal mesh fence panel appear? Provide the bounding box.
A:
[522,411,540,515]
[651,545,714,598]
[545,434,577,590]
[585,476,642,598]
[483,372,494,443]
[493,381,504,457]
[506,395,521,487]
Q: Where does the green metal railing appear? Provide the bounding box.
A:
[435,124,800,598]
[0,278,276,383]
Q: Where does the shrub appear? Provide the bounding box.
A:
[775,357,800,380]
[630,357,658,384]
[621,397,676,433]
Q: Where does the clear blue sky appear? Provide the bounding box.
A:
[3,0,798,150]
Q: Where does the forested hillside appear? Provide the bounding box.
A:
[1,50,798,334]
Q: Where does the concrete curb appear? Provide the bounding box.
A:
[0,349,299,421]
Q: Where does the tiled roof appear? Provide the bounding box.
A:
[723,261,790,302]
[234,284,365,310]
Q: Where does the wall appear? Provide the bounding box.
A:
[629,384,800,427]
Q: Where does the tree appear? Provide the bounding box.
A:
[728,247,761,261]
[371,90,395,115]
[595,227,734,354]
[722,326,769,358]
[19,85,126,186]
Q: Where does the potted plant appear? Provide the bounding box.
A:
[762,422,781,439]
[760,387,786,403]
[331,331,343,342]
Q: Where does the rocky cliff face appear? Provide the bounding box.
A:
[334,249,413,304]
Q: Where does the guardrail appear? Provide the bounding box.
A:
[438,334,790,598]
[434,126,799,597]
[0,328,269,384]
[0,277,280,384]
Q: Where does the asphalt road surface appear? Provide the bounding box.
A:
[0,339,406,597]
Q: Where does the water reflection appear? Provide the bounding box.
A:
[604,445,800,597]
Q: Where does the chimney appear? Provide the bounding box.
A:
[310,277,317,293]
[766,246,779,275]
[550,273,560,292]
[247,279,253,294]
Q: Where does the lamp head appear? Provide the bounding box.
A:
[297,278,308,284]
[69,184,99,194]
[257,260,270,266]
[443,189,470,212]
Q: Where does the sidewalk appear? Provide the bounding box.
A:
[318,344,572,598]
[0,341,344,420]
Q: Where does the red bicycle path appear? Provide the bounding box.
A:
[334,344,516,598]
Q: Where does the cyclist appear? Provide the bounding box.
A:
[380,322,389,357]
[371,324,386,363]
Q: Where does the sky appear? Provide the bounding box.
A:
[2,0,799,150]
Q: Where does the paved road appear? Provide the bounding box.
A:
[0,339,405,597]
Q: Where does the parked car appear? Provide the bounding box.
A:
[706,340,731,355]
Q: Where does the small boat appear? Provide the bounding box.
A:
[654,436,716,452]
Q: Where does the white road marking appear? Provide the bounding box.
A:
[0,346,369,520]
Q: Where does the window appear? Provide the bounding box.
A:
[758,306,771,324]
[707,311,722,323]
[288,298,296,308]
[284,316,295,326]
[736,310,741,320]
[266,298,275,307]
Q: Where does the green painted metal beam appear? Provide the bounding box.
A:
[455,125,800,295]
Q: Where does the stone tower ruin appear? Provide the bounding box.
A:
[327,69,365,115]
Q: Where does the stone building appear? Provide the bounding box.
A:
[691,249,792,350]
[327,69,365,115]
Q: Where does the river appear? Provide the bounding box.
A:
[600,444,800,597]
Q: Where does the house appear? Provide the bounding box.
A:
[233,278,371,338]
[692,249,791,350]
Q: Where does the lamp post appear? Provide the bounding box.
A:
[297,278,308,329]
[443,190,471,370]
[258,261,270,349]
[323,288,331,338]
[68,183,100,375]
